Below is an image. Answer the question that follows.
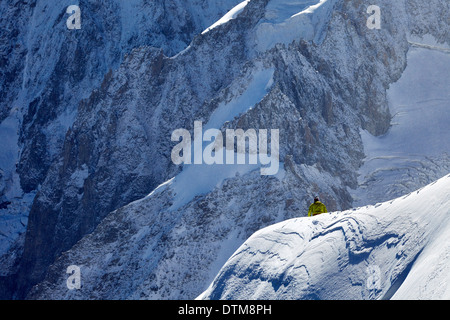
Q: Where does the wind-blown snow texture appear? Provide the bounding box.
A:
[0,0,449,300]
[199,174,450,300]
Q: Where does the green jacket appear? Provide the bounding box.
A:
[308,201,327,217]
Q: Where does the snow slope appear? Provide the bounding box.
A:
[352,40,450,207]
[202,0,250,34]
[156,66,277,211]
[199,174,450,300]
[254,0,337,51]
[0,0,241,261]
[8,0,448,300]
[201,0,337,49]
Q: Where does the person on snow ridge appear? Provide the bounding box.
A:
[308,196,327,217]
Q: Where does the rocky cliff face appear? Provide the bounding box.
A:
[1,0,448,299]
[0,0,242,298]
[4,0,238,194]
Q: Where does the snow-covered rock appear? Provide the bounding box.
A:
[1,0,448,300]
[199,173,450,300]
[0,0,242,297]
[0,0,242,257]
[352,43,450,207]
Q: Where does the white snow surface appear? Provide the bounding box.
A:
[201,0,336,49]
[199,173,450,300]
[254,0,337,51]
[202,0,250,34]
[199,41,450,300]
[168,67,276,210]
[9,0,448,300]
[352,42,450,207]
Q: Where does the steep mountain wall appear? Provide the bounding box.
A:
[14,0,448,300]
[0,0,242,298]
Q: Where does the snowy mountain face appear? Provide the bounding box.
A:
[0,0,448,300]
[352,43,450,206]
[198,174,450,300]
[0,0,243,297]
[1,0,239,192]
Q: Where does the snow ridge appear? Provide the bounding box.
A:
[199,174,450,300]
[3,0,448,301]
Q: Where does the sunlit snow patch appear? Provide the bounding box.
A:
[353,39,450,206]
[202,0,250,34]
[255,0,337,52]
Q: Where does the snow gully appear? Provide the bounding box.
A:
[171,121,280,175]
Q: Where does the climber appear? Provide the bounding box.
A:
[308,196,327,217]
